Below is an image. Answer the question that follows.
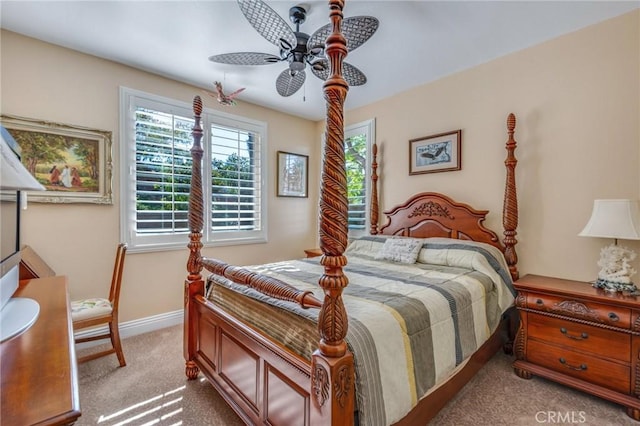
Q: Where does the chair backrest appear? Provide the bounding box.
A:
[108,243,127,314]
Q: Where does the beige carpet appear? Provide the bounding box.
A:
[76,325,639,426]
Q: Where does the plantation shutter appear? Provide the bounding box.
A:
[134,107,193,235]
[210,123,262,234]
[121,87,268,251]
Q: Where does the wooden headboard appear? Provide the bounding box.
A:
[369,113,519,281]
[377,192,503,249]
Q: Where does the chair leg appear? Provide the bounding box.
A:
[109,320,126,367]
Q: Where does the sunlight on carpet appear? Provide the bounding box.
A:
[97,385,185,426]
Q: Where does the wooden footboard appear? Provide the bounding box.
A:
[192,294,320,425]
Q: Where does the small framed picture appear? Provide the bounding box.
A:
[277,151,308,198]
[409,130,461,175]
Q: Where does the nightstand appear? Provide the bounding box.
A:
[304,248,322,258]
[513,274,640,420]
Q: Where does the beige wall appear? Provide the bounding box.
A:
[1,30,319,322]
[2,9,639,324]
[343,10,640,282]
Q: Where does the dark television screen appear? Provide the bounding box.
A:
[1,125,22,277]
[0,189,20,270]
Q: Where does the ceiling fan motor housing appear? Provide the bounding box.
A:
[288,32,310,71]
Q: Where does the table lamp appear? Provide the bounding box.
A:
[579,199,640,292]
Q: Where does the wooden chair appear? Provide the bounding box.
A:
[70,243,127,367]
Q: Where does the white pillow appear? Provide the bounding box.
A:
[345,236,389,258]
[375,237,423,264]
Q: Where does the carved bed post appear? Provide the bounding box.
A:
[503,113,519,281]
[370,143,379,235]
[312,1,355,424]
[184,96,205,380]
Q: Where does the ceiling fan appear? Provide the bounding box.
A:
[209,0,379,97]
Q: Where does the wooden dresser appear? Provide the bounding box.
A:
[513,274,640,420]
[1,276,81,425]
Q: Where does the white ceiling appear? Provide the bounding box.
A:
[1,1,638,121]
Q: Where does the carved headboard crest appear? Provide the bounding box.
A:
[407,201,455,220]
[378,192,503,251]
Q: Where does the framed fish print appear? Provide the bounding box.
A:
[277,151,308,198]
[0,114,113,204]
[409,130,461,175]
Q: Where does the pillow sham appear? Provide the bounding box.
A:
[345,235,389,258]
[374,237,423,264]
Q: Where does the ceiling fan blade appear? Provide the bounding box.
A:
[276,69,306,97]
[209,52,281,65]
[310,61,367,87]
[237,0,296,49]
[307,16,379,53]
[343,62,367,86]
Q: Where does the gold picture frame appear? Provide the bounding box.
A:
[1,114,113,204]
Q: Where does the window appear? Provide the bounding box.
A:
[345,119,375,238]
[120,88,267,252]
[320,119,375,239]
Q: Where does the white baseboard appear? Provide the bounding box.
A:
[75,309,183,349]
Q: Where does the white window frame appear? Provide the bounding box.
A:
[120,87,268,253]
[345,119,375,238]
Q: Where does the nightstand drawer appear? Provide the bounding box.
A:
[528,313,630,362]
[526,293,631,329]
[527,340,630,394]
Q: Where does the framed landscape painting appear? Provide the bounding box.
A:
[0,114,113,204]
[409,130,461,175]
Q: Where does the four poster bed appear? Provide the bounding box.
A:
[183,2,520,425]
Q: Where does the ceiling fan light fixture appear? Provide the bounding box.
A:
[311,62,326,71]
[279,37,293,51]
[290,61,305,72]
[308,45,324,56]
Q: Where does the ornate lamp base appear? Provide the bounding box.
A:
[592,278,637,293]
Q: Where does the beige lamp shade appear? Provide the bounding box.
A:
[579,199,640,240]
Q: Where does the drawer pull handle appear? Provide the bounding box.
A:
[559,358,587,371]
[608,312,619,322]
[560,327,588,340]
[535,299,543,306]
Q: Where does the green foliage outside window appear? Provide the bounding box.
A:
[345,133,367,230]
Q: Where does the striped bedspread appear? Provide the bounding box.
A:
[206,236,515,426]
